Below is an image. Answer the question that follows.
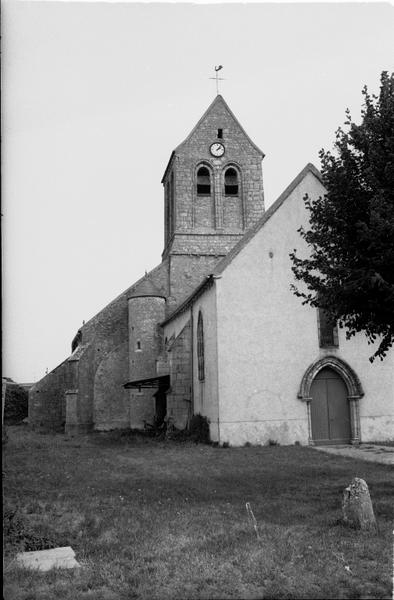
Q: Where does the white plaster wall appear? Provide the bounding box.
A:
[192,286,220,442]
[216,170,394,446]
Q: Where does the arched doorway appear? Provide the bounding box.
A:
[298,356,364,445]
[310,367,351,444]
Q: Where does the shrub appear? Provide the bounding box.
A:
[3,506,58,552]
[189,414,210,444]
[4,384,28,424]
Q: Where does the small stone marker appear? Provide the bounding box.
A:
[16,546,80,571]
[246,502,260,539]
[342,477,377,531]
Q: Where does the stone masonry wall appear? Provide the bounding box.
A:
[162,95,265,261]
[29,357,76,432]
[128,295,166,428]
[129,388,156,429]
[93,340,129,430]
[29,261,169,433]
[128,296,166,380]
[86,263,168,430]
[169,233,245,256]
[167,254,220,313]
[167,320,192,429]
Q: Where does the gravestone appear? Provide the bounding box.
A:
[342,477,377,531]
[16,546,80,571]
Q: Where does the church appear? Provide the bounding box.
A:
[29,94,393,446]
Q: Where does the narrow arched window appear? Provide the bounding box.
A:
[224,167,239,196]
[318,307,339,347]
[197,312,205,381]
[197,166,211,196]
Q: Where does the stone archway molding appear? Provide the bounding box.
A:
[298,355,364,401]
[298,355,364,445]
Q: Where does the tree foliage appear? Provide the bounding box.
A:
[4,383,28,424]
[290,71,394,361]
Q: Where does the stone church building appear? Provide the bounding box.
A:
[29,95,393,446]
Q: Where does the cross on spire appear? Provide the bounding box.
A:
[209,65,225,95]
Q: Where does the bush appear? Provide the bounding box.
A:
[3,506,58,552]
[267,439,280,446]
[189,414,210,443]
[107,415,211,445]
[4,384,28,424]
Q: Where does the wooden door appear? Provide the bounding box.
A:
[310,367,351,445]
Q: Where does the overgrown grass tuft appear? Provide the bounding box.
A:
[3,426,393,599]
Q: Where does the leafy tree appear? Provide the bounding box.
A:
[290,71,394,361]
[4,383,28,424]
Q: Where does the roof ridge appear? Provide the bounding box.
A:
[213,163,323,276]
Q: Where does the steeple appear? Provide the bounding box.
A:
[161,95,265,261]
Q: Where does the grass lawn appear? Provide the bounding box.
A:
[3,426,394,600]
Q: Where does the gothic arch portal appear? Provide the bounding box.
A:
[298,356,364,445]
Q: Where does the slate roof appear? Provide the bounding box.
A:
[128,276,166,300]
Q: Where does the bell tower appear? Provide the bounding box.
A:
[161,95,265,308]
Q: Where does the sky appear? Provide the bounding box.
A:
[3,1,394,383]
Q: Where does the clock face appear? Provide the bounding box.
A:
[210,142,225,157]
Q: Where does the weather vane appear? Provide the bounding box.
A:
[209,65,225,95]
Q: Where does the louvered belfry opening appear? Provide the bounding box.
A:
[197,166,211,195]
[224,167,239,196]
